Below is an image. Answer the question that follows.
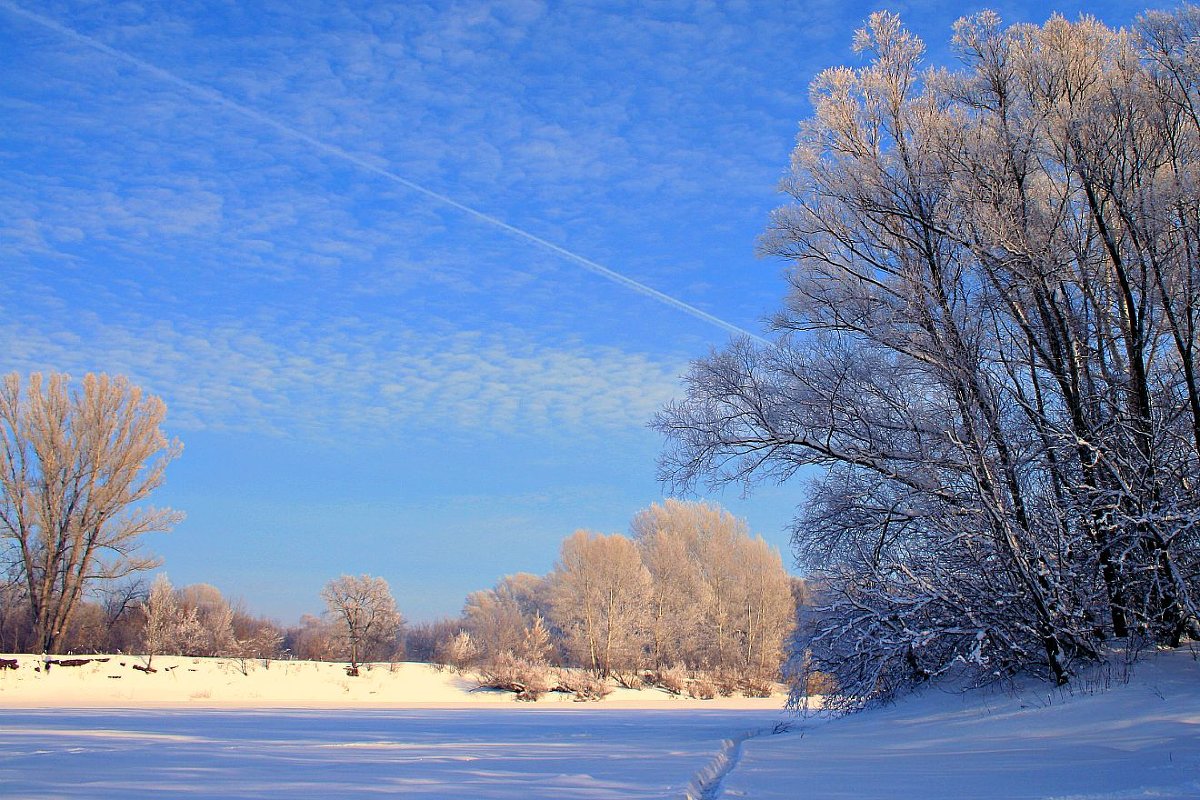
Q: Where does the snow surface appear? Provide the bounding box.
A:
[0,654,786,709]
[724,648,1200,800]
[0,708,786,799]
[2,650,1198,798]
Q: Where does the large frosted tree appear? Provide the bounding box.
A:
[0,373,181,654]
[657,8,1200,705]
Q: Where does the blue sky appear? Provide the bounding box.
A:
[1,0,1139,623]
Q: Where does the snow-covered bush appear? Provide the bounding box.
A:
[553,668,612,701]
[439,630,479,672]
[650,663,687,695]
[740,675,773,698]
[714,671,738,697]
[615,670,643,690]
[475,652,552,701]
[687,676,716,699]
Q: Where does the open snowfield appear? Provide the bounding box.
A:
[0,653,792,798]
[0,707,787,799]
[1,650,1198,798]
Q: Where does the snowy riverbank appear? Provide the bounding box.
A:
[0,653,789,710]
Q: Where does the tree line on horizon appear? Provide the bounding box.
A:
[0,371,795,692]
[1,501,797,695]
[142,500,797,694]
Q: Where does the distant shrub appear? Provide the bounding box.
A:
[740,676,774,698]
[439,631,480,672]
[554,668,612,701]
[651,663,687,695]
[475,652,552,701]
[615,670,643,690]
[687,676,716,700]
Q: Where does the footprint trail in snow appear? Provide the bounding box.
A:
[684,721,795,800]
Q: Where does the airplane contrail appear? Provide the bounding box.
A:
[1,1,767,344]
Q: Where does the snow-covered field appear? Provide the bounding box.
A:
[2,650,1198,799]
[0,707,786,799]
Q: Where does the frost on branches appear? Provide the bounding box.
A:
[656,7,1200,709]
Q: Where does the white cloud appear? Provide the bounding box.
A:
[0,309,684,441]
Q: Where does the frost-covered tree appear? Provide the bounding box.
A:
[140,574,196,665]
[463,573,552,662]
[321,574,404,675]
[521,613,554,664]
[285,613,338,662]
[730,537,795,678]
[0,373,182,654]
[631,500,793,675]
[463,587,524,659]
[230,609,283,662]
[176,583,235,657]
[139,577,276,663]
[631,500,711,668]
[656,8,1200,706]
[548,531,651,677]
[229,618,283,670]
[404,618,461,664]
[439,629,480,670]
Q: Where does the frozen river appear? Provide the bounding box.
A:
[0,708,792,799]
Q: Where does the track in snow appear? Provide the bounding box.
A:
[684,722,794,800]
